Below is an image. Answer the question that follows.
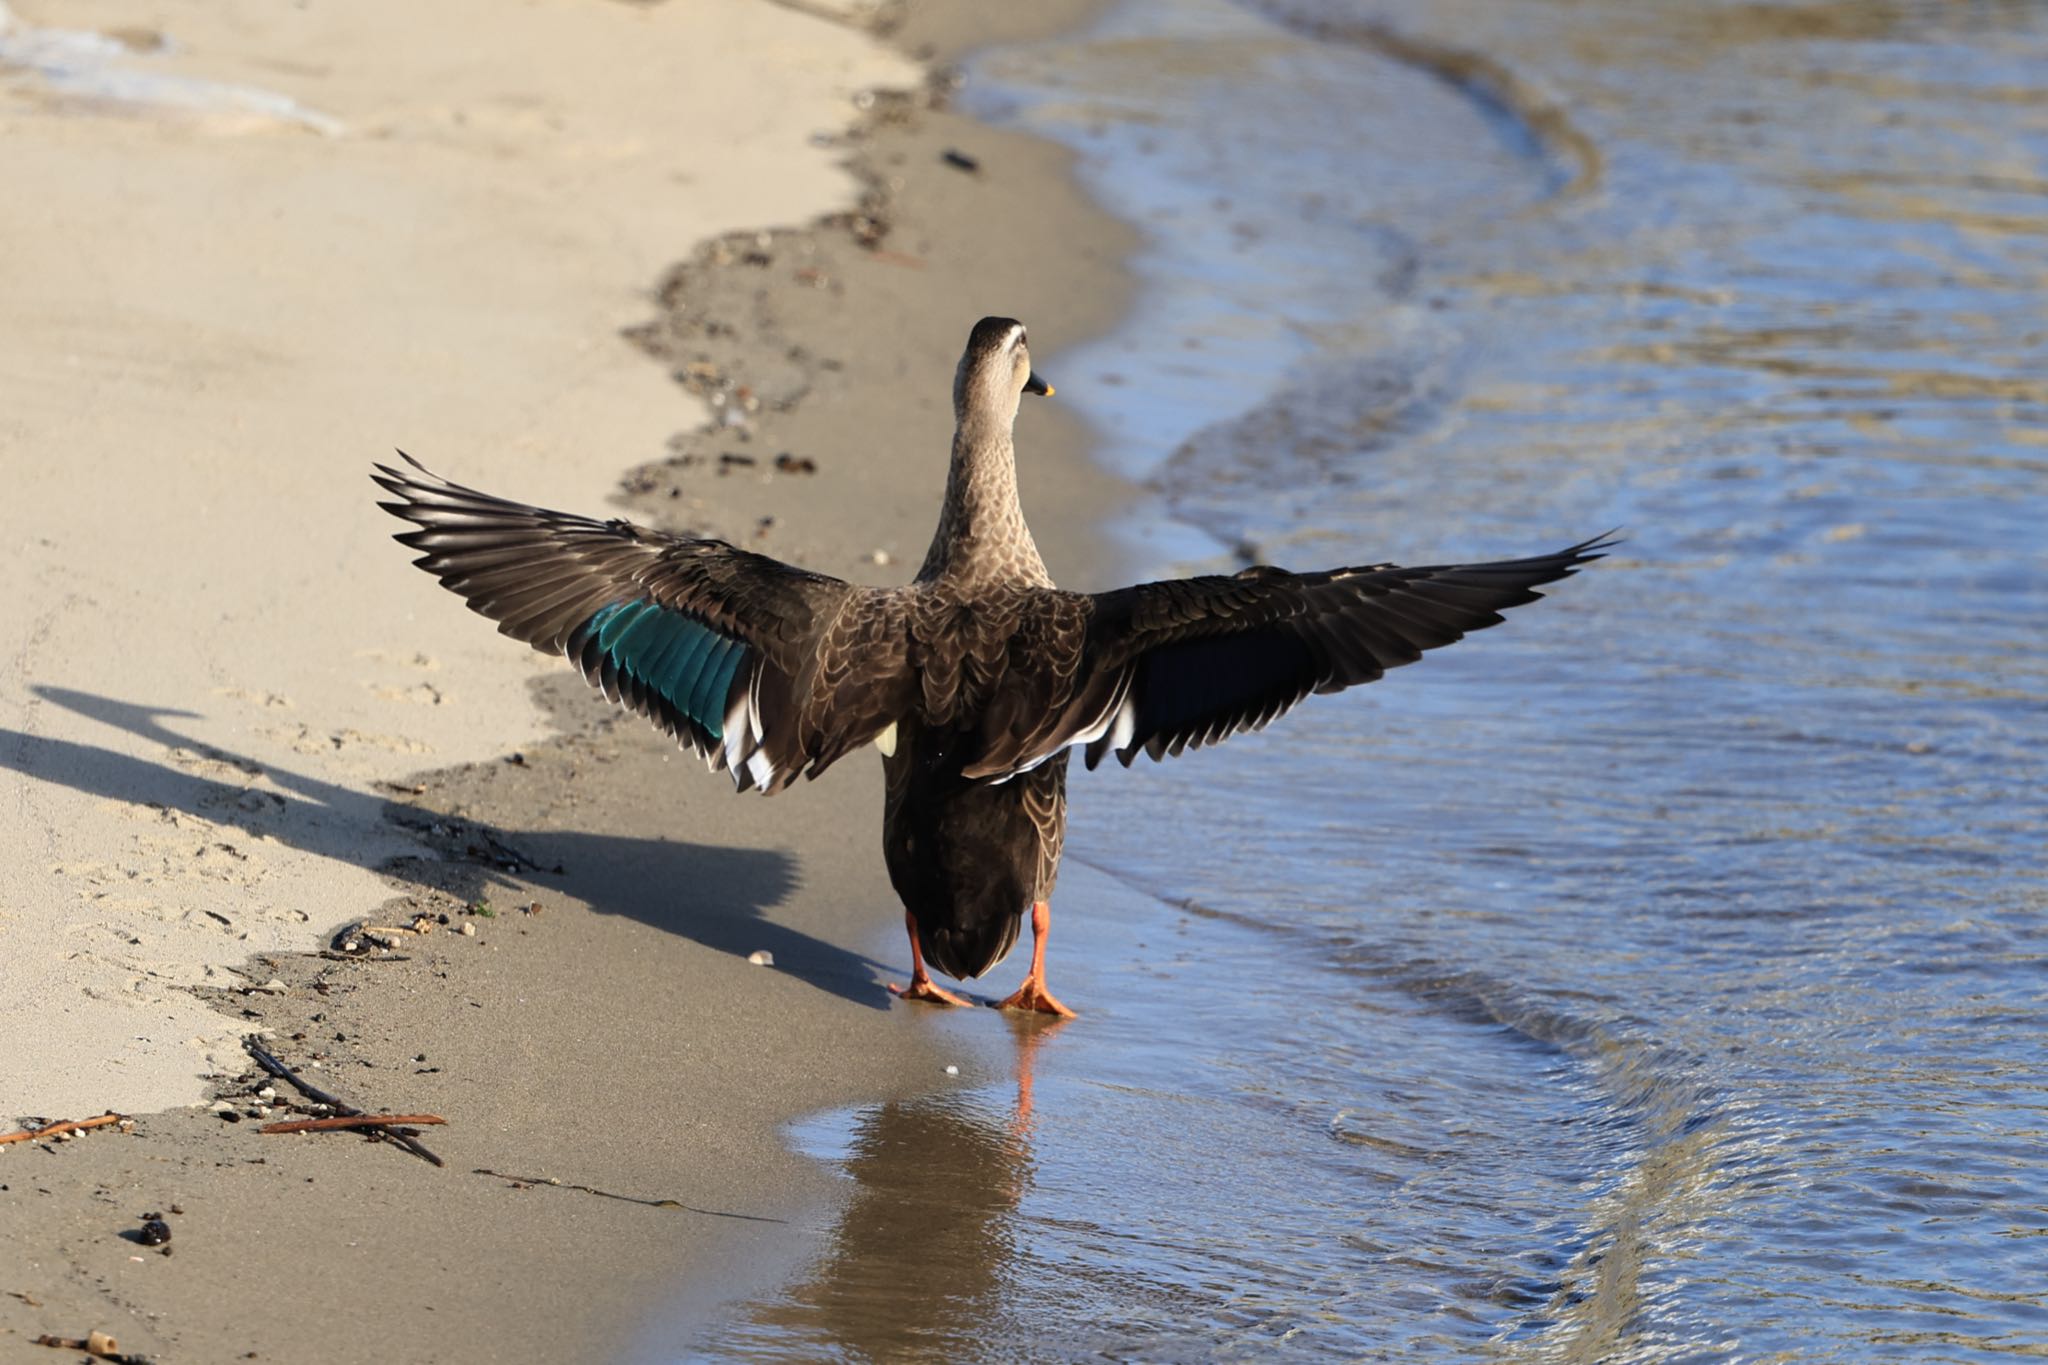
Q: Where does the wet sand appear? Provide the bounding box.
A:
[0,0,1134,1359]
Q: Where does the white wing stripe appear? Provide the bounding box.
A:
[722,694,750,775]
[1109,697,1136,753]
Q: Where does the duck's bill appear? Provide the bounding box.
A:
[1024,372,1054,397]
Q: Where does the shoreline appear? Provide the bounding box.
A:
[2,1,1140,1359]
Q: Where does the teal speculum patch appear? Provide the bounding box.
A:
[586,599,746,740]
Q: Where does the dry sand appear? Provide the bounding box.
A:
[1,0,1134,1358]
[0,0,915,1120]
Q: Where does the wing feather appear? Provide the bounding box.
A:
[966,534,1615,779]
[374,454,913,793]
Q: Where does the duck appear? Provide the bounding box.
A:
[374,316,1611,1017]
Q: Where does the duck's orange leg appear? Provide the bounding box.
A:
[994,900,1075,1018]
[888,910,972,1007]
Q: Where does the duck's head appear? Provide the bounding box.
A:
[954,316,1053,426]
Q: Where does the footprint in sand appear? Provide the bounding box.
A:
[358,648,450,707]
[259,721,336,757]
[213,686,294,710]
[329,727,432,754]
[258,721,430,757]
[165,744,264,784]
[372,681,446,706]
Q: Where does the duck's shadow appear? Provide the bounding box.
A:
[8,685,893,1009]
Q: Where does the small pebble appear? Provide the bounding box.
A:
[747,950,774,966]
[137,1218,171,1247]
[944,1065,959,1076]
[208,1100,235,1114]
[460,922,476,937]
[256,1087,276,1101]
[869,549,894,566]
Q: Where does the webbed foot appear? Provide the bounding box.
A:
[992,975,1075,1018]
[889,977,974,1008]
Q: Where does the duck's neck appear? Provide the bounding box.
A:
[918,415,1051,589]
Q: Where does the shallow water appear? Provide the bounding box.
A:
[703,0,2048,1358]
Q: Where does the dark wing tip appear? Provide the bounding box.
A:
[1450,530,1625,586]
[370,451,439,502]
[1569,529,1625,561]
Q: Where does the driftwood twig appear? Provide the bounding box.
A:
[866,247,926,270]
[0,1112,126,1145]
[261,1114,445,1135]
[473,1168,787,1223]
[243,1039,443,1166]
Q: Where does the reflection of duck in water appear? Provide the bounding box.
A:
[377,318,1609,1015]
[745,1020,1059,1359]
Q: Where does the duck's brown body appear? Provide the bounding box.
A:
[374,316,1610,1018]
[882,724,1065,983]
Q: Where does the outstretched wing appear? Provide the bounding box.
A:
[965,535,1615,779]
[373,455,912,793]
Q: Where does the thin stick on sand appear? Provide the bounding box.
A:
[260,1114,446,1135]
[243,1039,445,1166]
[0,1113,126,1145]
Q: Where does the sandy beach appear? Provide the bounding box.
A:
[14,0,2044,1356]
[1,0,1130,1358]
